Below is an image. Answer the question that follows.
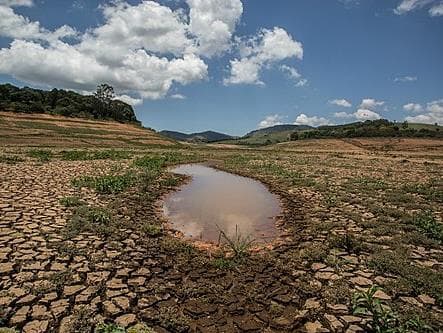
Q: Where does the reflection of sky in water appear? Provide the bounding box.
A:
[163,164,281,242]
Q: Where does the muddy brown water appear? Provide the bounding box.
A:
[162,164,281,243]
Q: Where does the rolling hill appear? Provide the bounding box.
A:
[160,130,233,143]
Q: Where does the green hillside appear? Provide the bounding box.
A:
[0,83,139,124]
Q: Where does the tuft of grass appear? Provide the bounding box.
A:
[161,238,196,257]
[94,323,125,333]
[369,250,443,300]
[409,211,442,243]
[49,269,74,292]
[59,196,84,207]
[217,225,255,261]
[133,155,165,170]
[0,155,24,164]
[28,149,53,162]
[65,307,95,333]
[127,324,156,333]
[65,206,117,237]
[72,173,134,194]
[211,257,234,270]
[161,175,180,187]
[140,223,163,237]
[329,233,366,254]
[138,168,161,192]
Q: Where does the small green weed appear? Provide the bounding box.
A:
[217,225,254,261]
[353,286,399,332]
[409,211,442,243]
[141,223,163,237]
[94,323,125,333]
[59,196,84,207]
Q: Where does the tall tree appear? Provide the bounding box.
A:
[94,84,115,117]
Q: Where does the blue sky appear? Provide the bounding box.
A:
[0,0,442,135]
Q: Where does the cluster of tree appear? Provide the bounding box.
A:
[0,83,140,124]
[289,119,442,140]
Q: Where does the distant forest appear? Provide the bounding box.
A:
[289,119,442,140]
[0,83,139,124]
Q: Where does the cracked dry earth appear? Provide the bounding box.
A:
[1,147,443,333]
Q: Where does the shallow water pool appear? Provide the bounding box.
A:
[162,164,281,243]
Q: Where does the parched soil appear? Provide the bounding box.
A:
[0,138,442,333]
[0,112,173,147]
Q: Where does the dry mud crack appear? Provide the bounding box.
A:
[1,147,442,333]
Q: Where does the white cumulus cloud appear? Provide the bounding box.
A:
[403,103,424,113]
[170,93,186,99]
[0,0,33,7]
[294,114,331,127]
[115,95,143,106]
[329,99,352,108]
[187,0,243,57]
[224,27,303,85]
[360,98,385,109]
[394,76,417,82]
[405,99,443,124]
[354,109,382,121]
[334,111,354,118]
[394,0,443,16]
[258,114,284,129]
[429,2,443,15]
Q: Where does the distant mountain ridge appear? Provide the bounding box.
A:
[246,124,312,137]
[160,130,234,142]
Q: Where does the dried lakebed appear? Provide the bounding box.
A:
[162,164,282,243]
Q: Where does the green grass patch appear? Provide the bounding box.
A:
[65,206,117,237]
[59,196,84,207]
[409,211,443,243]
[28,149,53,162]
[140,223,163,237]
[369,250,443,301]
[72,173,134,194]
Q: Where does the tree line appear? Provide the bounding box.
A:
[0,83,140,124]
[289,119,442,140]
